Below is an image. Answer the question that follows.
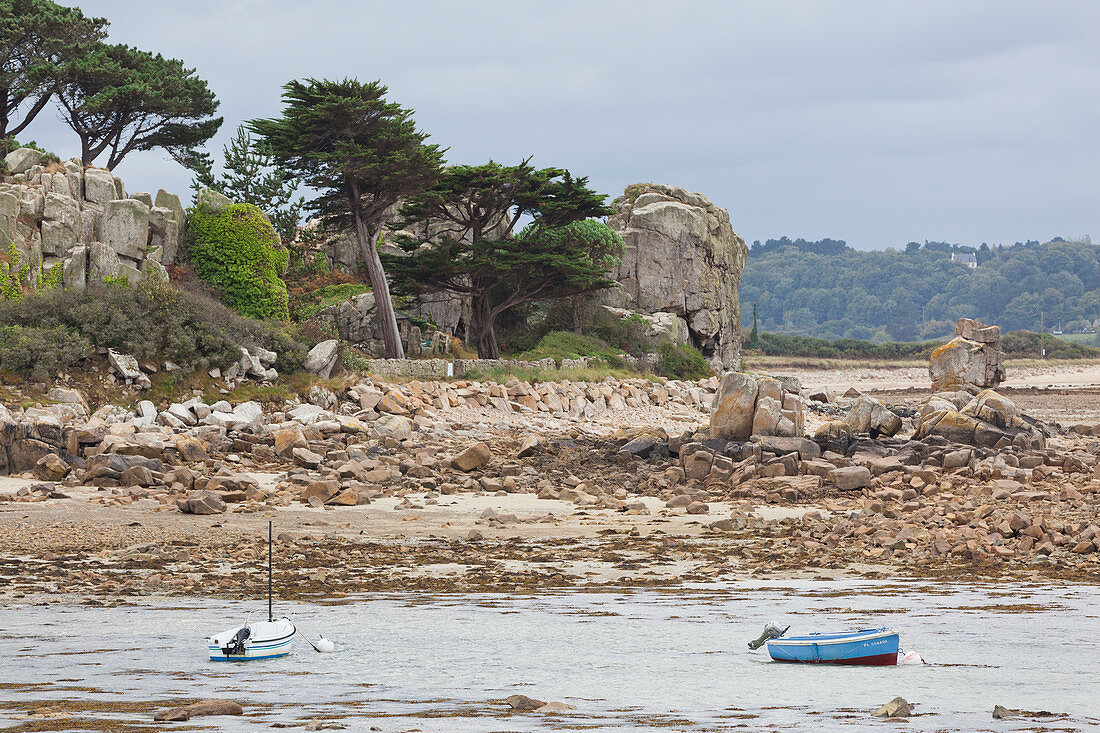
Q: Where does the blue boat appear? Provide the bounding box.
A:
[765,627,900,666]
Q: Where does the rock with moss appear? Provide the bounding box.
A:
[187,202,289,321]
[607,183,749,371]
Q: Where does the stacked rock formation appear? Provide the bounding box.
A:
[929,318,1006,391]
[710,372,806,440]
[1,147,185,289]
[914,388,1046,450]
[606,184,749,371]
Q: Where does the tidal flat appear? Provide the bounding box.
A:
[1,580,1097,732]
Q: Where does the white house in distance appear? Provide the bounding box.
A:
[951,251,977,269]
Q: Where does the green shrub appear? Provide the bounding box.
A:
[658,342,711,380]
[0,325,94,378]
[0,283,305,376]
[519,330,625,363]
[188,202,290,320]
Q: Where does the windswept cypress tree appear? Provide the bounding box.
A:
[251,79,445,359]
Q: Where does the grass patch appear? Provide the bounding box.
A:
[518,330,625,363]
[1056,333,1095,344]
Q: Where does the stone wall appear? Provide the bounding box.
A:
[351,356,613,380]
[607,184,749,371]
[1,148,185,289]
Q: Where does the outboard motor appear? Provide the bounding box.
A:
[222,626,251,656]
[747,623,789,650]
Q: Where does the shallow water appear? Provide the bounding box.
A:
[1,580,1097,731]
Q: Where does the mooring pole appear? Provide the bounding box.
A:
[268,520,273,622]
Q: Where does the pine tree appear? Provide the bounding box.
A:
[189,125,304,245]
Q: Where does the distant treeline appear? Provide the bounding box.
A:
[750,332,937,360]
[741,237,1100,342]
[747,330,1099,361]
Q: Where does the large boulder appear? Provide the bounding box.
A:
[915,409,981,444]
[4,147,45,175]
[148,206,179,264]
[304,340,340,378]
[177,491,228,515]
[961,389,1017,428]
[317,291,381,349]
[83,168,117,206]
[929,318,1006,390]
[607,184,749,370]
[0,190,18,245]
[914,388,1045,449]
[711,371,805,440]
[87,242,120,283]
[102,198,151,262]
[154,189,186,261]
[711,372,758,440]
[196,188,232,213]
[41,193,81,256]
[844,394,902,437]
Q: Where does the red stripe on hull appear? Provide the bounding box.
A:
[772,651,898,666]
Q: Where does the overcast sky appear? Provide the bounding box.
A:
[22,0,1100,250]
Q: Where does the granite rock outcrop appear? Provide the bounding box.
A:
[607,184,749,371]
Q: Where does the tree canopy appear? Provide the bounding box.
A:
[250,78,445,358]
[386,160,617,358]
[741,237,1100,341]
[0,0,105,149]
[54,42,221,168]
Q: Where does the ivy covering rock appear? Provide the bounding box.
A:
[187,201,290,321]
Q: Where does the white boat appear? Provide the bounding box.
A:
[208,616,295,661]
[207,521,298,661]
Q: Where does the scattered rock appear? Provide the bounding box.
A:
[177,491,228,515]
[505,694,547,712]
[453,442,492,471]
[872,696,913,718]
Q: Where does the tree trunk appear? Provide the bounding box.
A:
[471,292,500,359]
[351,201,404,359]
[572,296,582,334]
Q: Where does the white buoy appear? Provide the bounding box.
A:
[316,636,335,653]
[900,650,924,665]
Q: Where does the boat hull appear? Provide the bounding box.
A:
[208,618,295,661]
[766,628,899,666]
